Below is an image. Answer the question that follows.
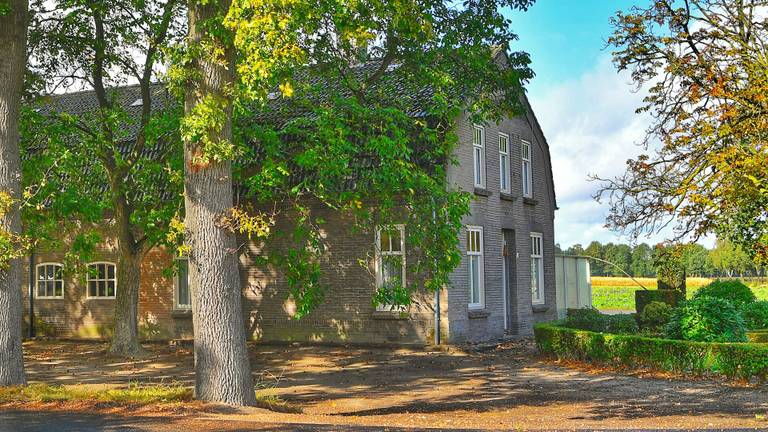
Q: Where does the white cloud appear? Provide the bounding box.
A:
[529,55,715,249]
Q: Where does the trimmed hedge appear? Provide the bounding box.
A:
[534,323,768,382]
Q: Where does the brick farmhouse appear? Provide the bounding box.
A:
[22,54,557,345]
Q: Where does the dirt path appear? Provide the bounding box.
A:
[14,339,768,430]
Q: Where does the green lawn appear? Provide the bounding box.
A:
[593,282,768,311]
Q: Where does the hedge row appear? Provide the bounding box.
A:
[534,323,768,382]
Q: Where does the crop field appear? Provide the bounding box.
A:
[591,277,768,311]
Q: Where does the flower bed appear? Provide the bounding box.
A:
[534,323,768,382]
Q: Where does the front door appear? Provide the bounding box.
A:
[502,230,517,333]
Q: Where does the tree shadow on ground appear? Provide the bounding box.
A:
[21,339,768,423]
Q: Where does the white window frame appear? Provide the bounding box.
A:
[467,226,485,309]
[375,225,407,312]
[86,261,117,299]
[35,262,64,299]
[499,133,510,193]
[173,257,192,310]
[531,232,544,305]
[522,139,533,198]
[472,125,486,188]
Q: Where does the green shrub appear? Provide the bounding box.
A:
[743,301,768,330]
[563,308,637,334]
[693,279,756,307]
[564,307,608,332]
[639,301,673,331]
[635,289,684,314]
[534,323,768,381]
[664,297,747,342]
[606,314,639,334]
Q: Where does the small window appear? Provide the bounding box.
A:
[174,258,191,309]
[499,133,510,193]
[36,263,64,299]
[531,233,544,304]
[467,226,485,309]
[472,125,486,188]
[87,262,116,298]
[375,225,406,311]
[522,139,532,198]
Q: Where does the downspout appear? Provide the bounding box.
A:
[28,249,35,338]
[432,204,441,346]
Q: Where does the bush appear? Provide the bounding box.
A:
[693,279,756,307]
[639,301,673,331]
[743,301,768,330]
[564,307,607,332]
[664,297,747,342]
[563,308,637,334]
[534,323,768,382]
[606,314,639,334]
[635,289,685,314]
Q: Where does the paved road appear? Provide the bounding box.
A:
[1,411,764,432]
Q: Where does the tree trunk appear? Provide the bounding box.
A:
[0,0,28,386]
[109,250,144,357]
[184,0,255,406]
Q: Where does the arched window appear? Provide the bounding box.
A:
[36,263,64,299]
[87,262,116,298]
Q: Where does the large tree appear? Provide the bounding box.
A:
[176,0,535,404]
[24,0,185,357]
[596,0,768,261]
[0,0,28,386]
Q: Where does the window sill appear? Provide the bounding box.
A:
[532,304,548,313]
[473,187,491,197]
[499,192,516,202]
[34,297,64,300]
[468,309,490,319]
[523,197,538,205]
[171,309,192,318]
[372,310,410,320]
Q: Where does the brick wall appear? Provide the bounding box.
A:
[239,202,444,345]
[445,104,557,343]
[20,103,556,345]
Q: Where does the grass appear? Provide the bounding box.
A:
[0,383,193,405]
[0,382,301,413]
[592,277,768,311]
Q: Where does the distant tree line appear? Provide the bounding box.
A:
[556,239,764,278]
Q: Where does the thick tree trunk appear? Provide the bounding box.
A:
[184,0,255,406]
[109,250,144,357]
[0,0,28,386]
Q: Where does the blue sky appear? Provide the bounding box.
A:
[503,1,714,249]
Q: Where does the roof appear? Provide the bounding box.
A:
[28,57,557,208]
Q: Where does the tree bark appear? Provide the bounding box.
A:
[184,0,255,406]
[109,249,144,357]
[0,0,28,386]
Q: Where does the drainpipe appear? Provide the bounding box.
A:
[28,249,35,338]
[432,204,441,346]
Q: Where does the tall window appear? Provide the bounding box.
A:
[175,258,191,309]
[467,226,485,308]
[531,233,544,304]
[472,125,485,188]
[376,225,406,311]
[522,139,532,198]
[87,262,116,298]
[499,133,510,193]
[36,263,64,299]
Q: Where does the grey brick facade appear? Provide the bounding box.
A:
[22,92,557,346]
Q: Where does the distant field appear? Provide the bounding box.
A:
[591,277,768,311]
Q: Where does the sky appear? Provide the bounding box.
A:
[504,1,715,250]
